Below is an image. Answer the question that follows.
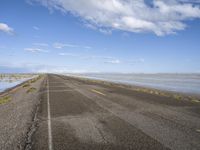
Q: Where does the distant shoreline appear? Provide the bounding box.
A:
[63,74,200,101]
[0,79,31,96]
[0,75,38,96]
[66,73,200,96]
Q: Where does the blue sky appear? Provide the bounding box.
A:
[0,0,200,73]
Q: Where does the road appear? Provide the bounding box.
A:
[31,74,200,150]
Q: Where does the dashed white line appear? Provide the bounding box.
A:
[47,77,53,150]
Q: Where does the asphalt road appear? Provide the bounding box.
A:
[31,74,200,150]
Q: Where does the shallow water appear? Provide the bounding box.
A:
[77,73,200,95]
[0,77,34,92]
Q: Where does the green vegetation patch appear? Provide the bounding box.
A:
[191,99,200,103]
[133,86,200,103]
[30,79,37,83]
[173,94,182,100]
[0,96,11,105]
[23,83,30,88]
[26,87,37,93]
[29,75,42,84]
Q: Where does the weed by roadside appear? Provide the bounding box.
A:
[0,96,11,105]
[26,87,36,93]
[29,75,42,84]
[133,87,200,103]
[23,83,30,88]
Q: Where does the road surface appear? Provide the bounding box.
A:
[31,74,200,150]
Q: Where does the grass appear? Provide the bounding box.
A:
[23,83,30,88]
[26,87,37,93]
[29,75,42,84]
[0,96,11,105]
[191,99,200,103]
[23,75,42,88]
[30,79,37,83]
[173,94,182,100]
[134,87,200,103]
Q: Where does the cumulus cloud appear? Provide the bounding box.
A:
[30,0,200,36]
[0,23,14,34]
[24,48,48,53]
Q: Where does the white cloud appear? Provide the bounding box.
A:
[126,58,145,65]
[0,23,13,34]
[84,46,92,49]
[32,0,200,36]
[36,68,88,73]
[81,55,115,60]
[53,42,92,49]
[0,61,78,73]
[24,48,48,53]
[105,59,121,64]
[58,52,78,56]
[33,43,49,47]
[53,42,78,49]
[33,26,39,30]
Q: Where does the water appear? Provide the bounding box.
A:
[75,73,200,95]
[0,77,35,92]
[0,80,24,92]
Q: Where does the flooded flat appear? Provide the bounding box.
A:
[0,74,36,92]
[73,73,200,95]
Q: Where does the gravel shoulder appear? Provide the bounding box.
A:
[0,75,45,150]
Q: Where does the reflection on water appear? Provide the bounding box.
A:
[77,73,200,95]
[0,80,24,92]
[0,75,36,92]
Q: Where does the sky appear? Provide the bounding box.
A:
[0,0,200,73]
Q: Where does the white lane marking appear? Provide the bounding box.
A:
[48,89,74,93]
[47,77,53,150]
[48,86,70,87]
[48,82,65,84]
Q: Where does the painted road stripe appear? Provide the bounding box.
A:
[91,89,106,96]
[47,77,53,150]
[196,129,200,132]
[47,86,69,87]
[39,90,74,95]
[192,99,200,103]
[48,89,74,93]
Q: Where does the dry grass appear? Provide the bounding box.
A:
[26,87,37,93]
[23,83,30,88]
[191,99,200,103]
[0,96,11,105]
[29,75,42,84]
